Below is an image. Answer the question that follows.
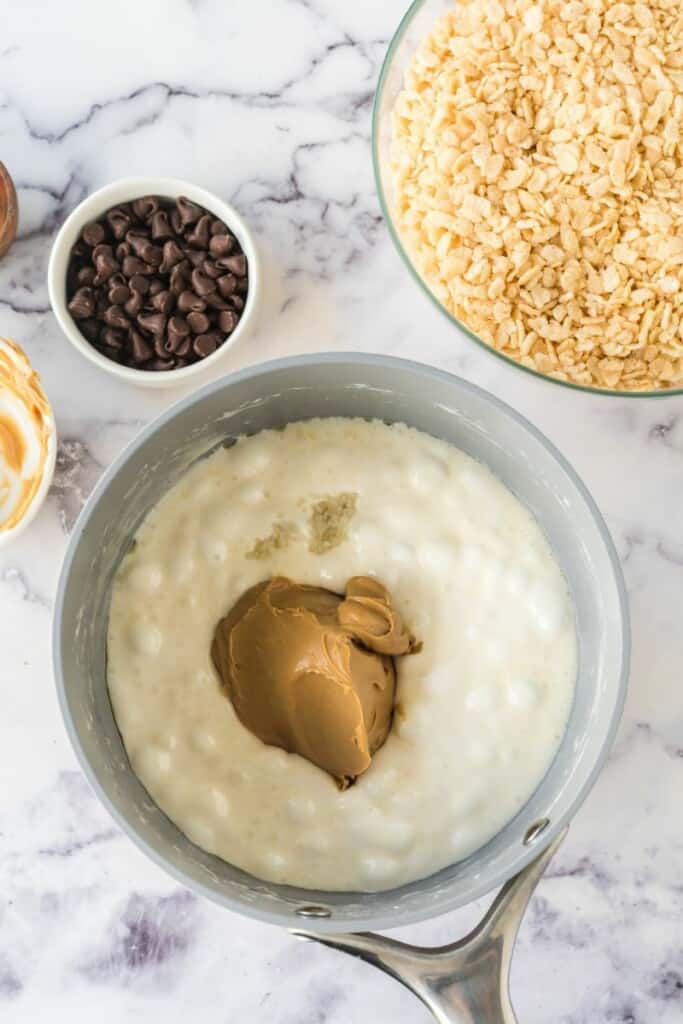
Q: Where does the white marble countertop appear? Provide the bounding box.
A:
[1,2,682,1021]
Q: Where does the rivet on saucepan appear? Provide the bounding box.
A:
[295,905,332,919]
[523,818,550,845]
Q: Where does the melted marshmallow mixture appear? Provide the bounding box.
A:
[107,419,576,892]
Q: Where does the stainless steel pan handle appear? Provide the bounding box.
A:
[295,827,567,1023]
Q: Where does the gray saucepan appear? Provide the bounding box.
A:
[53,354,629,1022]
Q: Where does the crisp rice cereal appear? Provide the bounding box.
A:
[391,0,683,391]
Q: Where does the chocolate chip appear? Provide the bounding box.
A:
[219,253,247,277]
[132,196,161,220]
[68,287,96,319]
[209,233,234,258]
[93,252,120,286]
[137,311,167,336]
[77,266,96,286]
[202,258,223,280]
[92,243,114,261]
[230,294,245,312]
[193,332,220,358]
[82,221,106,247]
[124,291,143,317]
[107,208,131,240]
[168,316,190,346]
[218,309,239,333]
[169,260,190,295]
[150,210,173,240]
[116,241,132,262]
[104,305,129,329]
[175,336,193,358]
[151,289,174,314]
[160,239,184,273]
[184,248,206,268]
[204,291,230,310]
[126,230,150,258]
[235,276,248,295]
[101,327,125,350]
[210,219,228,236]
[177,196,202,226]
[71,241,89,260]
[187,214,212,250]
[154,334,171,359]
[162,334,180,355]
[122,255,152,277]
[178,290,206,314]
[191,268,215,296]
[129,273,150,295]
[170,208,183,235]
[148,278,165,297]
[187,310,210,334]
[108,281,130,305]
[130,329,154,363]
[217,273,237,298]
[141,242,163,266]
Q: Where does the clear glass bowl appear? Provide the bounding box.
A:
[372,0,680,399]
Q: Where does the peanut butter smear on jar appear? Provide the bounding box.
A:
[0,338,53,534]
[211,576,420,787]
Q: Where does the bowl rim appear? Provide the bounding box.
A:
[47,175,260,389]
[52,353,631,932]
[371,0,681,400]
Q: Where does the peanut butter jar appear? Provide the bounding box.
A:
[0,338,56,545]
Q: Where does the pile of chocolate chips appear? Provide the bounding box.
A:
[66,195,248,371]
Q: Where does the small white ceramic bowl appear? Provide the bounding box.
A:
[48,177,260,388]
[0,338,57,548]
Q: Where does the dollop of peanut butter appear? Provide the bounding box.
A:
[211,576,419,787]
